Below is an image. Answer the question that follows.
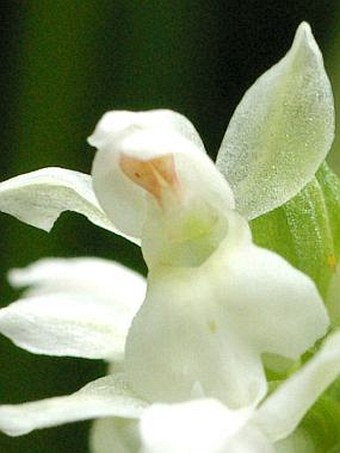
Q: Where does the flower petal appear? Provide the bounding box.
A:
[1,259,146,360]
[224,241,329,361]
[88,109,206,152]
[126,210,328,407]
[0,374,147,437]
[0,293,127,360]
[216,22,334,219]
[139,399,274,453]
[90,110,234,240]
[8,257,146,310]
[0,167,137,242]
[254,331,340,443]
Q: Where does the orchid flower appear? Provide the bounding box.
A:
[84,21,331,406]
[0,21,336,450]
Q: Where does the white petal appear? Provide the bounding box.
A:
[126,210,328,407]
[0,294,125,359]
[90,418,139,453]
[140,399,272,453]
[8,257,146,310]
[3,258,145,360]
[0,167,137,242]
[216,22,334,219]
[0,374,147,436]
[224,242,329,360]
[88,109,206,152]
[90,110,234,240]
[254,331,340,442]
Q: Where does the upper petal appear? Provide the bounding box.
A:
[90,110,234,240]
[88,109,206,152]
[0,167,138,242]
[0,374,147,437]
[216,22,334,219]
[1,258,146,360]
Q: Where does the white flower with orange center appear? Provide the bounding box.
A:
[0,22,337,452]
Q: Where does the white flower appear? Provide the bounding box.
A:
[88,22,331,407]
[0,22,335,450]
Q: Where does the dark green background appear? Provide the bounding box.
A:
[0,1,338,451]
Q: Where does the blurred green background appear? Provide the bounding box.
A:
[0,1,338,451]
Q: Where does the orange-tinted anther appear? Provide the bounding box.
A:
[119,153,179,204]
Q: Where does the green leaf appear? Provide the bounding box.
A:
[251,162,340,299]
[299,395,340,453]
[316,164,340,258]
